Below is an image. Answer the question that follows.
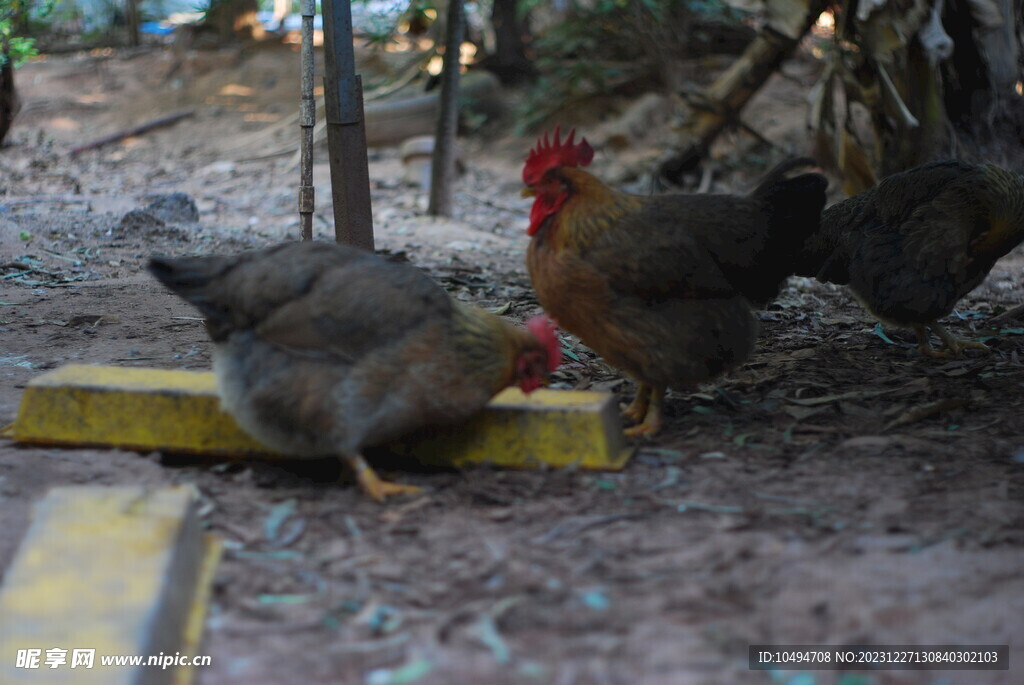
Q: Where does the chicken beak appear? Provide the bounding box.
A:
[521,187,536,198]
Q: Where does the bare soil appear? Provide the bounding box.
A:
[2,44,1023,685]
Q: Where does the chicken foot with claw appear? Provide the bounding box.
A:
[346,453,421,502]
[623,385,665,437]
[913,323,990,358]
[622,383,652,422]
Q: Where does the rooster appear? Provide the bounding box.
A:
[522,127,828,435]
[795,160,1024,357]
[149,242,561,501]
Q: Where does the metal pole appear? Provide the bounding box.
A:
[298,0,316,241]
[320,0,375,250]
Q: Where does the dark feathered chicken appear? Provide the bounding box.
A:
[522,127,828,435]
[796,160,1024,356]
[149,242,560,500]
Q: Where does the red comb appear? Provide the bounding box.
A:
[526,315,562,372]
[522,126,594,186]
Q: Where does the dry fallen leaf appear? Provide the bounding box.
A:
[837,435,899,450]
[785,388,892,406]
[884,398,969,431]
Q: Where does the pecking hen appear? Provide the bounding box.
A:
[149,241,560,501]
[522,127,828,436]
[795,160,1024,356]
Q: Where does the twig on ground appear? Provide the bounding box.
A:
[69,109,196,156]
[989,303,1024,325]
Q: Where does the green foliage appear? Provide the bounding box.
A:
[0,31,36,67]
[201,0,284,12]
[354,0,426,49]
[0,0,37,21]
[0,0,53,67]
[516,0,742,132]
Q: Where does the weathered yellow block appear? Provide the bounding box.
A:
[0,486,221,685]
[389,387,631,470]
[8,365,270,456]
[6,364,632,470]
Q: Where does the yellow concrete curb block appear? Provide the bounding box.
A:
[0,486,221,685]
[5,365,633,470]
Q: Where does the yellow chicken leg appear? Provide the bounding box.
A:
[913,323,990,358]
[623,385,665,437]
[345,453,421,502]
[622,383,652,423]
[912,324,945,357]
[932,322,990,356]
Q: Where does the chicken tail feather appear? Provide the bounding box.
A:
[148,255,223,293]
[742,159,829,304]
[148,255,234,334]
[750,157,821,196]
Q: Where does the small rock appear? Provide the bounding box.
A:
[144,192,200,224]
[116,209,189,242]
[119,209,166,232]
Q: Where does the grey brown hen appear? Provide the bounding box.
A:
[796,160,1024,356]
[149,242,560,501]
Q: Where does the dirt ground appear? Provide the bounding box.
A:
[2,43,1023,685]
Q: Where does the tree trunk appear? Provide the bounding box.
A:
[125,0,141,47]
[428,0,465,217]
[0,37,20,146]
[479,0,535,85]
[204,0,265,41]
